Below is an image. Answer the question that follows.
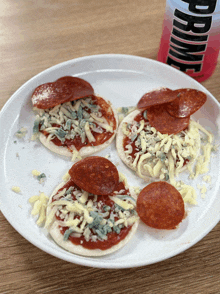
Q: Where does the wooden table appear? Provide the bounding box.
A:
[1,1,220,293]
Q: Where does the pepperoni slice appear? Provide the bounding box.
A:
[147,105,190,135]
[68,156,119,195]
[55,76,94,102]
[136,182,185,230]
[166,88,207,118]
[137,88,176,110]
[32,76,94,109]
[32,83,62,109]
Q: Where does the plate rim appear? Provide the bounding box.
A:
[1,53,220,269]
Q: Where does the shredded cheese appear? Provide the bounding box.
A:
[29,192,49,226]
[11,186,21,193]
[32,96,116,152]
[45,176,138,243]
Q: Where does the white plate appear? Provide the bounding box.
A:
[0,54,220,269]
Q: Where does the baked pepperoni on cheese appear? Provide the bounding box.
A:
[46,159,139,256]
[32,76,118,159]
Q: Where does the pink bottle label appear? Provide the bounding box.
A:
[157,0,220,82]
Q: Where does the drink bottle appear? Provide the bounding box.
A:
[157,0,220,82]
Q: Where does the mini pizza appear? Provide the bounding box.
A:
[137,181,185,230]
[45,157,139,256]
[32,76,118,159]
[116,87,208,182]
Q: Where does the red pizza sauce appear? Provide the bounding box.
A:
[41,95,117,151]
[53,180,133,250]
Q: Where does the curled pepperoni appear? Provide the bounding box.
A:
[32,76,94,109]
[136,182,185,230]
[147,105,190,135]
[166,88,207,118]
[137,88,176,110]
[68,156,119,195]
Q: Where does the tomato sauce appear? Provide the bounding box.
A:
[53,179,133,250]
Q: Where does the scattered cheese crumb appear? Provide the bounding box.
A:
[194,143,213,178]
[201,185,207,194]
[175,181,197,205]
[117,106,136,123]
[29,192,49,226]
[197,184,207,199]
[15,127,27,138]
[11,186,21,193]
[203,175,211,183]
[31,133,38,141]
[32,169,41,177]
[32,170,46,183]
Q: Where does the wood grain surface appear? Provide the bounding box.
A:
[1,1,220,293]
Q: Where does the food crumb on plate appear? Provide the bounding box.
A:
[15,127,27,138]
[11,186,21,194]
[203,175,211,183]
[197,184,207,199]
[32,169,46,184]
[29,192,49,226]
